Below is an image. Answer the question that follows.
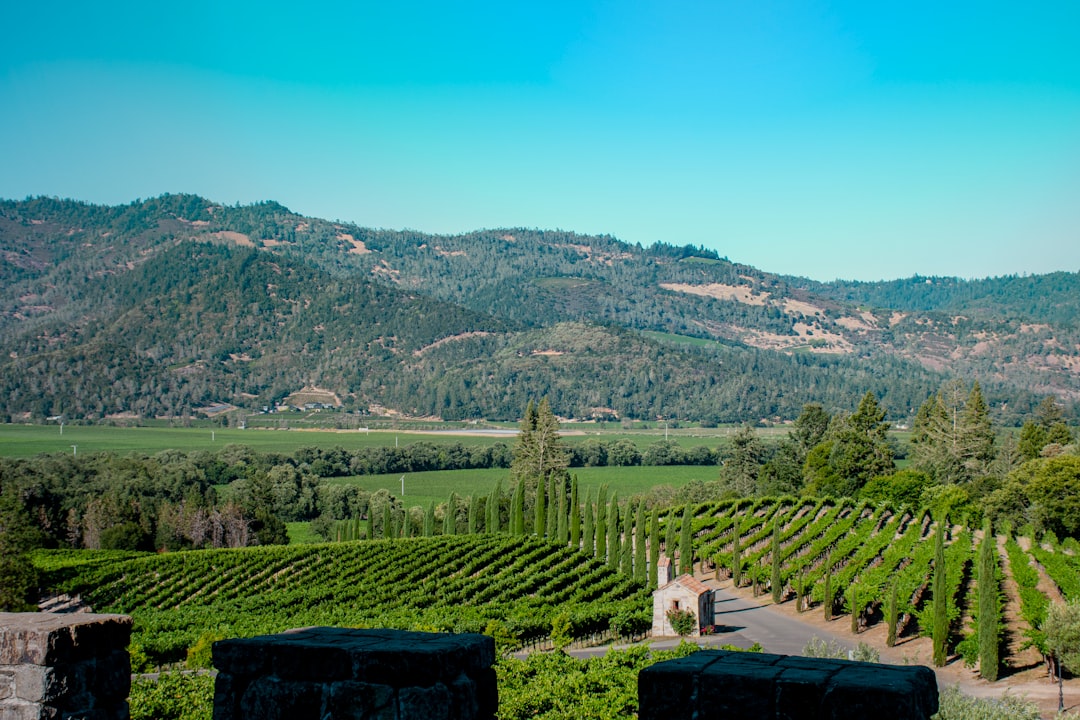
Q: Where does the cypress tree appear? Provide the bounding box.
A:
[606,495,619,569]
[569,476,580,549]
[582,491,594,556]
[595,486,608,562]
[556,479,568,544]
[634,499,647,584]
[649,508,661,589]
[534,479,546,538]
[796,567,805,612]
[621,499,633,575]
[443,494,456,536]
[665,509,678,563]
[382,502,392,540]
[679,503,693,575]
[978,520,999,680]
[932,521,948,667]
[424,502,435,537]
[731,519,742,587]
[886,580,898,646]
[823,550,833,621]
[771,518,782,604]
[489,480,503,534]
[467,495,479,535]
[546,477,558,539]
[511,478,525,535]
[366,506,375,541]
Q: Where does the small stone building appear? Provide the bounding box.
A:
[652,574,715,638]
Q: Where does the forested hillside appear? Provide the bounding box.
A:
[1,194,1076,422]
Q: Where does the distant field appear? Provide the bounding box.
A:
[325,465,717,509]
[0,422,772,458]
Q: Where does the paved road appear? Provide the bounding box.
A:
[567,587,854,659]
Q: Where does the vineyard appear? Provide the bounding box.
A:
[32,495,1080,674]
[33,535,650,666]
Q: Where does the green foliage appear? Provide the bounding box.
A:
[666,608,697,638]
[185,630,224,670]
[129,672,214,720]
[932,685,1044,720]
[1045,599,1080,675]
[495,643,707,720]
[0,490,41,611]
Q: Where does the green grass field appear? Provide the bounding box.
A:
[0,422,779,458]
[324,464,717,509]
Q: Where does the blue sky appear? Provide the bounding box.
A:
[2,1,1078,282]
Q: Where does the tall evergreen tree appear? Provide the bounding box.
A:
[770,518,782,604]
[444,493,457,536]
[582,491,594,556]
[620,499,633,575]
[731,519,742,587]
[911,380,996,483]
[511,478,525,535]
[556,478,568,544]
[679,503,693,575]
[366,506,375,540]
[488,480,502,534]
[886,581,899,646]
[823,550,833,621]
[649,508,661,589]
[424,501,435,537]
[978,520,999,680]
[932,521,949,667]
[606,495,620,570]
[534,477,546,538]
[721,424,765,496]
[467,495,479,535]
[634,499,647,584]
[382,502,392,540]
[569,476,580,549]
[595,486,608,562]
[511,397,569,486]
[546,477,558,539]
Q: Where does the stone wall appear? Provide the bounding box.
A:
[638,649,938,720]
[0,612,131,720]
[212,627,497,720]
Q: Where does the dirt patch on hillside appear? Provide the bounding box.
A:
[413,332,494,356]
[210,231,254,247]
[661,282,768,305]
[284,386,342,407]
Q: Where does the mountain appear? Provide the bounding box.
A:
[1,194,1075,423]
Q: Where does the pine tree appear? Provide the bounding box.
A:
[649,508,661,589]
[634,499,647,584]
[511,397,569,485]
[606,495,619,569]
[978,520,999,680]
[511,478,525,535]
[770,518,782,604]
[569,476,580,549]
[886,580,898,646]
[679,503,693,575]
[582,491,594,556]
[595,486,608,562]
[534,478,546,538]
[932,521,948,667]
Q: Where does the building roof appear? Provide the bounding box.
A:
[659,574,712,596]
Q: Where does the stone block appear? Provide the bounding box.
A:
[324,681,396,720]
[0,615,131,667]
[638,649,939,720]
